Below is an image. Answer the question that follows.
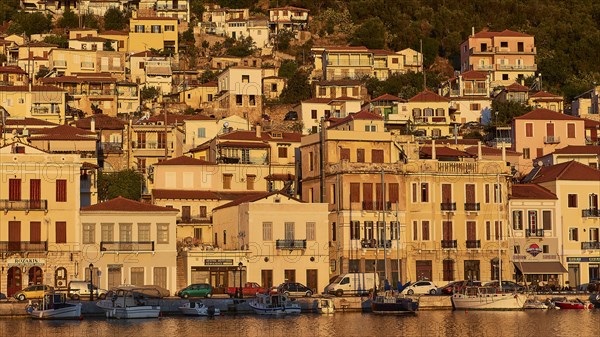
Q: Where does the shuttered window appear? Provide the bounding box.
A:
[130,267,144,286]
[357,149,365,162]
[443,260,454,281]
[30,222,41,243]
[340,148,350,161]
[9,179,21,201]
[422,221,430,240]
[371,149,384,163]
[525,123,533,137]
[389,183,399,204]
[56,221,67,243]
[350,183,360,203]
[56,179,67,202]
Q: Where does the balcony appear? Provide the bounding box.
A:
[361,239,391,249]
[466,240,481,249]
[100,241,155,251]
[469,47,494,55]
[464,203,480,211]
[31,106,59,115]
[362,201,392,211]
[463,88,488,96]
[581,241,600,250]
[0,241,48,252]
[582,208,600,217]
[275,240,306,250]
[544,136,560,144]
[0,199,48,211]
[156,4,188,11]
[441,240,457,249]
[495,64,537,71]
[472,64,494,71]
[526,229,544,237]
[441,202,457,211]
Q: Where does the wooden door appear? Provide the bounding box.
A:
[108,267,122,289]
[9,179,21,201]
[8,221,20,251]
[546,123,554,137]
[7,267,22,296]
[362,183,373,210]
[442,184,452,204]
[29,267,43,285]
[306,269,318,292]
[181,206,191,222]
[466,221,476,241]
[261,270,273,288]
[30,179,41,209]
[443,221,453,241]
[30,221,41,243]
[416,260,432,281]
[284,269,296,283]
[465,184,475,204]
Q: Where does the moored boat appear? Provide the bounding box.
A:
[96,286,162,319]
[589,294,600,308]
[451,286,526,310]
[316,298,334,314]
[523,297,549,310]
[26,293,82,320]
[178,301,220,316]
[371,291,419,314]
[553,298,593,310]
[248,293,301,315]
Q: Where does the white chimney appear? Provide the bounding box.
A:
[255,123,261,138]
[91,117,96,133]
[501,143,506,162]
[477,141,482,160]
[472,26,475,37]
[431,140,436,160]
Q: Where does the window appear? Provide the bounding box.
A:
[331,222,336,241]
[413,221,418,240]
[30,222,41,243]
[285,222,295,240]
[249,95,256,106]
[306,222,316,241]
[392,58,398,64]
[194,228,203,241]
[130,267,144,286]
[567,123,575,138]
[512,211,523,230]
[421,221,430,240]
[525,123,533,137]
[311,109,317,119]
[542,210,552,230]
[501,41,508,48]
[242,75,249,83]
[101,223,113,242]
[411,183,418,203]
[350,183,360,203]
[82,223,95,244]
[138,223,150,241]
[537,148,543,158]
[543,245,549,254]
[371,149,384,163]
[568,194,577,208]
[262,222,272,241]
[528,210,537,231]
[165,25,175,31]
[236,95,243,106]
[157,224,169,244]
[502,74,509,81]
[420,183,429,202]
[495,221,503,240]
[390,221,399,240]
[134,25,144,33]
[271,83,277,92]
[309,152,314,171]
[330,184,336,204]
[364,125,377,132]
[514,245,520,254]
[223,174,232,189]
[523,148,530,159]
[443,260,454,281]
[278,147,288,158]
[357,149,365,163]
[364,221,373,240]
[9,179,21,201]
[199,206,207,218]
[569,228,578,241]
[246,175,255,190]
[56,221,67,243]
[340,148,350,161]
[151,25,161,33]
[56,179,67,202]
[119,223,132,242]
[486,221,491,240]
[197,128,206,138]
[350,221,360,240]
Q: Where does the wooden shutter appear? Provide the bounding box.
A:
[422,221,430,240]
[536,148,544,159]
[56,180,67,202]
[363,183,372,210]
[340,148,350,161]
[371,149,384,163]
[375,183,385,210]
[357,149,365,163]
[9,179,21,201]
[443,260,454,281]
[542,211,552,230]
[546,123,554,137]
[443,221,453,241]
[56,221,67,243]
[30,222,41,243]
[153,267,167,289]
[526,123,533,137]
[567,123,575,138]
[389,183,399,204]
[442,184,452,203]
[465,184,475,204]
[467,221,476,241]
[350,183,360,203]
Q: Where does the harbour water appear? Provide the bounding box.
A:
[1,310,598,337]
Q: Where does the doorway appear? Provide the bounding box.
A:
[28,266,43,285]
[568,264,580,287]
[464,260,481,281]
[306,269,318,292]
[416,260,432,281]
[7,267,22,296]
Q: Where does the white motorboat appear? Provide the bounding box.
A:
[179,301,220,316]
[26,293,82,320]
[96,286,162,319]
[248,293,301,315]
[451,286,526,310]
[523,297,550,309]
[316,298,334,314]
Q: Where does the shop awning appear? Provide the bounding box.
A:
[514,262,568,274]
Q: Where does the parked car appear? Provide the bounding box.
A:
[577,280,600,292]
[177,283,213,298]
[439,280,482,295]
[67,280,108,300]
[277,282,313,297]
[324,273,378,297]
[226,282,267,298]
[484,281,526,293]
[401,281,438,295]
[13,285,54,301]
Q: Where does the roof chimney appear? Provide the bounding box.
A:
[255,123,261,138]
[91,117,95,133]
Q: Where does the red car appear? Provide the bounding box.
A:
[440,280,482,295]
[226,282,267,298]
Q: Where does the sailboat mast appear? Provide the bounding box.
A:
[382,168,388,281]
[497,173,502,285]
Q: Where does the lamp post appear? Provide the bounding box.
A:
[238,262,244,299]
[89,263,94,301]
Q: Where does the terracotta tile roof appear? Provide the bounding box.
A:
[133,16,178,21]
[585,119,600,128]
[197,81,218,87]
[213,192,303,211]
[81,161,99,169]
[75,36,108,42]
[472,29,532,38]
[464,145,522,156]
[422,139,480,146]
[152,189,261,201]
[320,46,370,52]
[25,41,58,48]
[0,85,64,92]
[316,79,362,86]
[220,141,270,149]
[370,49,397,55]
[74,114,126,130]
[0,66,26,74]
[460,70,488,80]
[370,93,404,102]
[30,124,97,140]
[100,30,129,35]
[41,75,117,84]
[81,196,179,212]
[408,90,450,102]
[137,114,212,125]
[529,160,600,183]
[511,184,557,200]
[504,82,529,92]
[130,51,159,57]
[331,96,361,101]
[419,146,474,158]
[529,91,561,98]
[302,97,332,104]
[154,155,215,166]
[4,118,56,126]
[265,173,295,181]
[328,109,383,128]
[551,145,600,155]
[514,108,581,121]
[218,130,301,142]
[270,6,309,11]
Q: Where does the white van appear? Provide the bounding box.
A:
[324,273,379,297]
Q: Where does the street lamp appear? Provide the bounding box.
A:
[89,263,94,301]
[237,262,244,299]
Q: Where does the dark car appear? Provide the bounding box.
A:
[439,280,482,295]
[277,282,313,297]
[484,281,526,292]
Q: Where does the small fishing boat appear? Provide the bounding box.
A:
[248,293,301,315]
[553,298,593,310]
[96,286,162,319]
[316,298,334,314]
[590,294,600,308]
[26,293,82,320]
[371,291,419,314]
[179,301,220,316]
[523,298,549,310]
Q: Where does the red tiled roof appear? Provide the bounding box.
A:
[197,81,218,87]
[81,196,179,212]
[460,70,488,80]
[270,6,309,12]
[510,184,557,200]
[41,75,117,84]
[0,66,26,74]
[154,155,215,166]
[585,119,600,128]
[137,114,213,125]
[152,189,261,201]
[551,145,600,155]
[30,124,96,141]
[100,30,129,35]
[213,192,302,211]
[408,90,450,102]
[0,85,64,92]
[320,46,370,52]
[4,118,56,126]
[529,161,600,183]
[74,114,126,130]
[464,146,522,156]
[331,96,361,101]
[302,98,332,104]
[419,146,474,158]
[218,130,301,142]
[265,173,295,181]
[328,109,383,128]
[220,141,270,149]
[504,82,529,92]
[514,108,581,121]
[370,93,403,102]
[529,91,561,98]
[316,79,362,86]
[130,51,159,57]
[133,16,178,21]
[472,29,532,38]
[422,139,480,146]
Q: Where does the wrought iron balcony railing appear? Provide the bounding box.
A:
[0,241,48,252]
[441,240,457,248]
[275,240,306,250]
[466,240,481,248]
[464,203,480,211]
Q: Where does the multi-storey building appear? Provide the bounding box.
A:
[528,91,564,113]
[73,114,128,171]
[214,66,262,119]
[398,90,459,139]
[299,97,362,135]
[181,114,248,153]
[155,0,190,22]
[129,14,179,54]
[268,6,309,35]
[460,29,536,87]
[537,145,600,169]
[572,85,600,122]
[0,85,67,124]
[0,142,96,296]
[47,49,125,79]
[439,70,492,124]
[0,66,28,86]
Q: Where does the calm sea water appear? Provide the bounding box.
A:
[1,310,598,337]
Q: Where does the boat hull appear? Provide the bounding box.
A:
[554,301,592,310]
[178,303,221,316]
[452,293,526,310]
[28,303,82,320]
[103,306,161,319]
[248,302,301,315]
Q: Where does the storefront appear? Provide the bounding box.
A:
[182,251,247,293]
[5,258,46,296]
[565,257,600,287]
[513,261,568,288]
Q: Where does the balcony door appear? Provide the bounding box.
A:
[30,179,41,209]
[546,123,555,137]
[442,184,452,206]
[8,221,21,251]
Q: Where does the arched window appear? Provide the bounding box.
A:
[28,266,43,285]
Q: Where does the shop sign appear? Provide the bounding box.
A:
[7,258,46,267]
[526,243,542,257]
[204,259,233,266]
[566,257,600,263]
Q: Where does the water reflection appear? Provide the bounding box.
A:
[0,310,598,337]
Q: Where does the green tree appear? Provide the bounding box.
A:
[199,70,217,83]
[365,71,442,100]
[350,17,386,49]
[279,70,311,104]
[278,60,297,79]
[190,0,206,22]
[226,37,256,57]
[43,35,68,48]
[57,8,79,29]
[103,8,127,30]
[275,30,295,51]
[7,12,53,36]
[141,86,160,101]
[489,100,533,128]
[81,13,99,29]
[0,0,20,23]
[35,67,50,79]
[97,169,143,201]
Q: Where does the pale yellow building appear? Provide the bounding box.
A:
[214,66,263,119]
[178,81,218,111]
[0,85,67,124]
[571,85,600,122]
[399,90,459,139]
[48,49,125,79]
[98,30,130,52]
[439,70,492,124]
[129,14,179,54]
[79,197,179,293]
[182,114,249,153]
[528,91,564,113]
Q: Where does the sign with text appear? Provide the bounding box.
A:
[7,258,46,267]
[566,257,600,263]
[204,259,234,266]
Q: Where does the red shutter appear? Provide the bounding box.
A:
[467,221,476,241]
[56,222,67,243]
[567,123,575,138]
[56,180,67,202]
[389,183,399,204]
[466,184,475,204]
[443,221,453,241]
[340,148,350,161]
[422,221,430,240]
[371,149,384,163]
[525,123,533,137]
[30,222,41,243]
[362,183,373,210]
[350,183,360,203]
[9,179,21,201]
